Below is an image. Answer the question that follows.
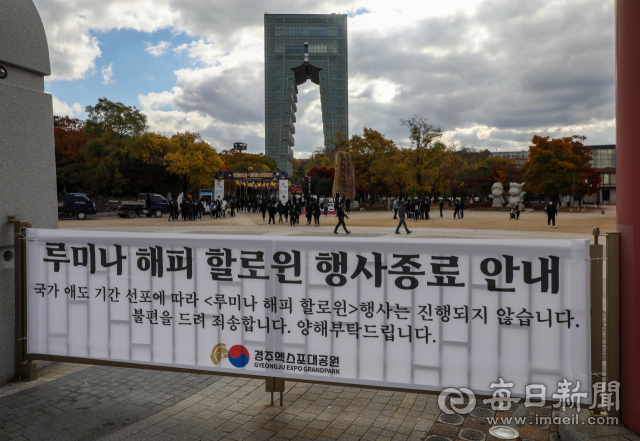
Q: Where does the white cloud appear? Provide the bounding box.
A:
[145,40,172,56]
[51,95,84,117]
[101,62,115,84]
[35,0,616,154]
[34,0,179,80]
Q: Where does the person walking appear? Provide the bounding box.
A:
[453,199,459,220]
[439,199,444,217]
[180,199,187,221]
[426,198,431,220]
[197,200,204,220]
[305,201,313,226]
[460,198,465,219]
[322,196,329,216]
[545,201,557,228]
[345,198,351,214]
[267,202,277,227]
[260,199,267,221]
[395,200,412,234]
[294,200,302,225]
[277,201,284,223]
[313,201,321,227]
[289,202,296,226]
[393,198,398,219]
[187,199,195,221]
[515,201,521,220]
[334,202,351,234]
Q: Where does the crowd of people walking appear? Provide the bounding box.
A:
[166,192,560,232]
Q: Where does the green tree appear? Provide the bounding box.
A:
[79,98,151,196]
[84,98,148,140]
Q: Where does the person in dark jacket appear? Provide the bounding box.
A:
[260,200,267,221]
[453,199,460,220]
[187,199,195,221]
[460,199,465,219]
[545,201,557,228]
[294,201,302,225]
[289,202,296,226]
[439,199,444,217]
[395,200,412,234]
[313,201,321,227]
[306,202,313,226]
[334,203,351,234]
[277,201,283,223]
[267,202,277,226]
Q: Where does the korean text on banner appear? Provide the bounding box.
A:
[279,180,288,201]
[25,229,591,399]
[214,180,224,200]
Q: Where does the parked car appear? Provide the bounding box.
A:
[58,193,97,220]
[110,193,169,218]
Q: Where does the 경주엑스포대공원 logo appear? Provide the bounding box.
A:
[210,343,250,368]
[210,343,229,366]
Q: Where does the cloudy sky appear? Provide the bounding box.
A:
[37,0,615,157]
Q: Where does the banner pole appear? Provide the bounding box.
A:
[590,232,604,412]
[606,231,621,419]
[13,219,22,380]
[11,219,36,381]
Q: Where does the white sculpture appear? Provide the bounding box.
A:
[490,182,504,207]
[506,182,526,208]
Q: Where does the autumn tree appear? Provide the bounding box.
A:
[337,128,397,201]
[400,116,450,196]
[525,136,583,203]
[567,136,601,206]
[388,148,411,199]
[165,132,222,196]
[54,116,95,193]
[219,149,277,172]
[461,165,492,201]
[440,151,465,202]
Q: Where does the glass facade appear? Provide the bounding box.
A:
[591,146,616,169]
[491,151,529,166]
[265,14,348,173]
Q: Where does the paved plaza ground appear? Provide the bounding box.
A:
[0,208,613,440]
[58,207,616,239]
[0,362,560,441]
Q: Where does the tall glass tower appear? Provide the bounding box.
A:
[264,14,348,173]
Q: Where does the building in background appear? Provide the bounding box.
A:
[264,14,348,174]
[490,150,529,166]
[589,144,617,204]
[491,146,616,204]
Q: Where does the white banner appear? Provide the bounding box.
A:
[214,180,224,200]
[25,229,590,399]
[279,180,288,202]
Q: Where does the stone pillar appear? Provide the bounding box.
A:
[0,0,58,383]
[616,0,640,433]
[332,152,355,200]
